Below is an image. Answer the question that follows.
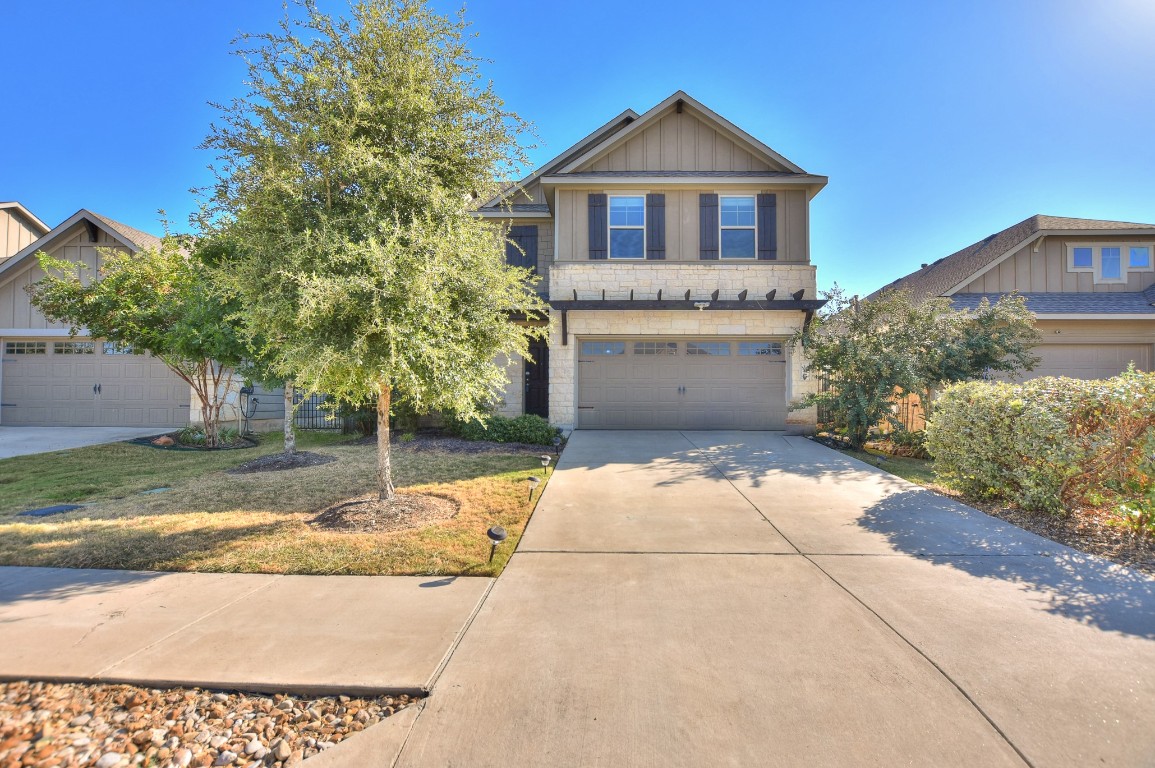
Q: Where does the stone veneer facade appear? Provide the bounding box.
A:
[547,308,818,432]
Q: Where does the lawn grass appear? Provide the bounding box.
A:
[0,434,547,576]
[843,447,937,487]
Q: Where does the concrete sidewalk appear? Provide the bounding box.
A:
[395,431,1155,768]
[0,567,491,695]
[0,426,164,459]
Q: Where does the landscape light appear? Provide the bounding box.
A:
[526,475,541,500]
[552,436,562,455]
[486,525,507,563]
[540,454,552,474]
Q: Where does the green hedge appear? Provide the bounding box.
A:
[926,370,1155,514]
[448,413,560,445]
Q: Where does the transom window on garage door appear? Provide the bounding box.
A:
[4,341,46,355]
[634,341,677,355]
[54,341,94,354]
[686,341,730,356]
[739,341,783,356]
[581,341,626,356]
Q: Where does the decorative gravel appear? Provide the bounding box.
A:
[0,682,415,767]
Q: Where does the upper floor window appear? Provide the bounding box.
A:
[1067,242,1154,283]
[609,196,645,259]
[719,196,756,259]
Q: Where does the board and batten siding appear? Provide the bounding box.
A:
[0,209,44,261]
[957,235,1155,294]
[579,111,786,174]
[0,225,131,330]
[554,188,808,263]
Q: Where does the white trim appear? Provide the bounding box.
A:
[607,194,646,260]
[0,202,49,235]
[1064,241,1155,284]
[541,174,826,187]
[718,194,757,260]
[474,209,551,219]
[0,328,78,337]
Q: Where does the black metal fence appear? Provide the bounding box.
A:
[293,391,342,430]
[815,373,924,432]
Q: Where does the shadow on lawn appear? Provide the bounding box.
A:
[857,489,1155,639]
[0,521,293,579]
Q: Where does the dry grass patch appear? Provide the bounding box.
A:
[0,437,546,576]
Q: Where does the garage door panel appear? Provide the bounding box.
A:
[2,340,188,427]
[1029,343,1150,380]
[578,337,787,430]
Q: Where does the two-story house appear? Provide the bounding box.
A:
[875,215,1155,379]
[478,92,828,433]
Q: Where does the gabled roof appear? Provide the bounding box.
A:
[0,202,49,236]
[554,90,807,175]
[873,215,1155,300]
[479,109,640,210]
[0,209,162,281]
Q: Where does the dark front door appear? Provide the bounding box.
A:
[525,339,549,419]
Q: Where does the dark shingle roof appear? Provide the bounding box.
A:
[874,215,1155,300]
[950,292,1155,315]
[87,211,163,250]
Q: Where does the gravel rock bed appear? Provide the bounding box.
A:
[0,681,414,767]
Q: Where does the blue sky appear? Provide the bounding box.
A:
[3,0,1153,297]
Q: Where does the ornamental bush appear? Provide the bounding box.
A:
[927,369,1155,515]
[450,413,560,445]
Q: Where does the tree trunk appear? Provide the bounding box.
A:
[283,382,296,456]
[376,381,395,501]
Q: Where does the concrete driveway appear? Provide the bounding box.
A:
[0,426,165,459]
[397,431,1155,767]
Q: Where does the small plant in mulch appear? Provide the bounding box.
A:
[136,427,257,451]
[308,493,460,534]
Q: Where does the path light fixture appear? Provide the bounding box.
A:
[552,436,562,455]
[540,454,552,474]
[526,475,541,500]
[486,525,507,563]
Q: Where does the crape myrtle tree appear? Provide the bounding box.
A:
[202,0,547,501]
[28,235,248,448]
[791,287,1039,449]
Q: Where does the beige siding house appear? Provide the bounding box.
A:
[875,215,1155,379]
[0,208,283,429]
[479,91,828,432]
[0,203,48,262]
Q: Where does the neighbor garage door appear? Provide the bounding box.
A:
[1029,343,1150,380]
[0,339,189,426]
[577,338,787,429]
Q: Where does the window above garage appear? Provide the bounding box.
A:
[1067,243,1154,284]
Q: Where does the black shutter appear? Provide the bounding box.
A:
[645,193,665,260]
[505,225,538,273]
[588,194,607,260]
[757,193,777,261]
[699,193,719,260]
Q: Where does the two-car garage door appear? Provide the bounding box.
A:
[578,338,787,429]
[1029,344,1150,380]
[1,338,189,427]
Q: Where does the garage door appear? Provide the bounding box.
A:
[577,338,787,429]
[1,339,189,426]
[1028,343,1150,380]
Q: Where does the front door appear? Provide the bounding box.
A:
[525,339,549,419]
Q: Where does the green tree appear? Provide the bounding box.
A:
[28,236,248,448]
[791,288,1039,449]
[201,0,546,500]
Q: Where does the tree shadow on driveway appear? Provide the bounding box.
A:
[857,489,1155,639]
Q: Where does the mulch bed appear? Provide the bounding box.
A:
[355,432,559,456]
[129,433,258,452]
[309,492,459,534]
[227,451,336,475]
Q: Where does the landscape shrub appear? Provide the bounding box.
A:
[448,413,560,445]
[927,369,1155,520]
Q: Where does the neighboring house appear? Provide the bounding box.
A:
[875,214,1155,379]
[0,208,283,429]
[0,202,49,262]
[478,91,828,432]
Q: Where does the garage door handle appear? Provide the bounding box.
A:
[96,383,102,395]
[93,384,98,395]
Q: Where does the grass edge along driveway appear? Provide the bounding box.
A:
[0,432,548,577]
